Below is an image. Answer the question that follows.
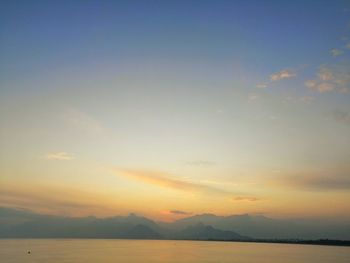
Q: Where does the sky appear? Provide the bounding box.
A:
[1,0,350,222]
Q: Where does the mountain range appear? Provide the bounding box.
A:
[0,207,349,240]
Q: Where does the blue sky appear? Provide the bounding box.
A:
[1,1,350,221]
[1,0,349,78]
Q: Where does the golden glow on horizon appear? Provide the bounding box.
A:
[1,161,350,222]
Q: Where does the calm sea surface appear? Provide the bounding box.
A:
[0,239,349,263]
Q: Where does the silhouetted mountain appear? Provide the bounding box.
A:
[0,207,349,241]
[170,213,350,240]
[0,207,162,239]
[124,224,161,239]
[173,223,248,240]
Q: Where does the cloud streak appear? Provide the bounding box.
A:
[232,196,261,202]
[44,152,74,160]
[112,168,231,195]
[169,210,192,215]
[274,174,350,191]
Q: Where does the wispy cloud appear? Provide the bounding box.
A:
[232,196,261,202]
[270,69,296,81]
[318,65,334,81]
[304,80,318,88]
[61,107,107,137]
[273,173,350,191]
[44,152,74,160]
[290,175,350,190]
[305,64,350,93]
[256,83,268,88]
[112,168,230,195]
[313,82,336,93]
[330,48,344,57]
[169,210,192,215]
[256,68,296,89]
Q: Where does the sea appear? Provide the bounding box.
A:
[0,239,349,263]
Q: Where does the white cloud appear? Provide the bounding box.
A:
[270,69,296,81]
[256,83,268,88]
[44,152,74,160]
[330,48,344,57]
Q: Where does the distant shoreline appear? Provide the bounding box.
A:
[224,239,350,247]
[1,238,349,247]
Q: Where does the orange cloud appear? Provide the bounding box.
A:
[113,168,230,195]
[232,196,261,202]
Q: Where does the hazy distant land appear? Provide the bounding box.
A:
[1,207,349,246]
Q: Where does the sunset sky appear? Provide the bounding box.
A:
[1,0,350,222]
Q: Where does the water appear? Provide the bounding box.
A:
[0,239,349,263]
